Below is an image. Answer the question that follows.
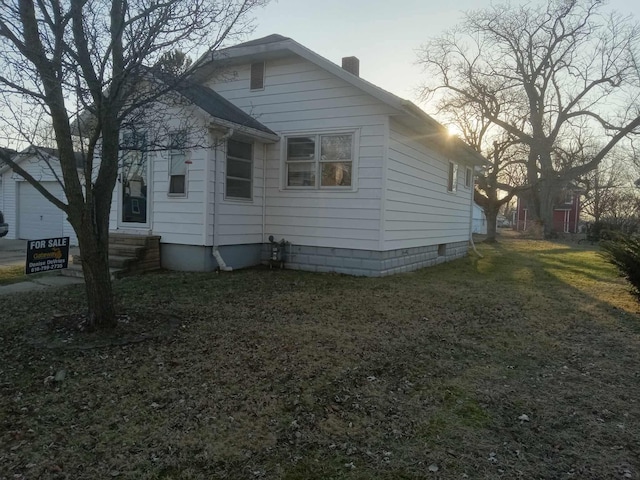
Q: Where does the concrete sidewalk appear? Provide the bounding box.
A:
[0,274,84,296]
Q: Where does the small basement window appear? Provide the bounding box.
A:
[250,62,265,90]
[438,244,447,257]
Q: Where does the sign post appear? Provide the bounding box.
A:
[25,237,70,274]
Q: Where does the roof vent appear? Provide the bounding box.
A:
[342,56,360,77]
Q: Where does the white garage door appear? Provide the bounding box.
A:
[18,182,64,240]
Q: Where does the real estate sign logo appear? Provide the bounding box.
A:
[25,237,70,274]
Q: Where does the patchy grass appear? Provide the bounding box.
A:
[0,265,27,285]
[1,238,639,479]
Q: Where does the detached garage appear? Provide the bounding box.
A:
[18,181,65,239]
[0,147,78,245]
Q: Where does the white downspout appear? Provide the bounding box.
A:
[262,143,267,246]
[212,128,234,271]
[468,173,483,258]
[213,248,232,271]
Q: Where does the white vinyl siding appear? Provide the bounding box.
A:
[108,104,213,246]
[150,146,206,245]
[384,119,472,250]
[207,55,395,250]
[215,139,265,246]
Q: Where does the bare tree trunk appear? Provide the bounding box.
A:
[81,249,116,330]
[485,207,499,243]
[74,209,116,330]
[538,180,558,238]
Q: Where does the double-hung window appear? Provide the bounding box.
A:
[465,167,473,189]
[168,131,187,195]
[285,133,353,188]
[226,139,253,200]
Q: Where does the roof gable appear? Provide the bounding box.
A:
[0,146,84,175]
[205,35,488,167]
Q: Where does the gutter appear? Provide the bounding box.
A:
[262,143,267,247]
[209,118,279,143]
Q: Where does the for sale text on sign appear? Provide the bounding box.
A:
[25,237,70,274]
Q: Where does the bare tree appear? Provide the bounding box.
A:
[580,155,629,222]
[418,0,640,238]
[0,0,267,330]
[440,99,527,241]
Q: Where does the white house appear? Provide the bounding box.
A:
[1,35,487,276]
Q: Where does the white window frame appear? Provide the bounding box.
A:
[168,131,188,197]
[448,161,458,192]
[282,130,358,191]
[225,139,253,201]
[464,166,473,189]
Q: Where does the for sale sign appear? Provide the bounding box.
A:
[25,237,70,274]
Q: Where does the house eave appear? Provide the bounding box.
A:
[209,118,280,143]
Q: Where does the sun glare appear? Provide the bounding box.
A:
[446,125,462,137]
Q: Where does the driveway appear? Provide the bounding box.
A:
[0,239,27,269]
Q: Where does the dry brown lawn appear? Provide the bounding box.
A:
[1,238,639,479]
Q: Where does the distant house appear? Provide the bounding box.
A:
[514,187,582,233]
[472,203,487,234]
[1,34,488,277]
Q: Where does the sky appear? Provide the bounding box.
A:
[250,0,640,113]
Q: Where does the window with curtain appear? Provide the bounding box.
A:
[285,133,353,188]
[169,131,187,195]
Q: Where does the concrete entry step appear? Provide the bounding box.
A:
[61,233,161,280]
[62,263,123,281]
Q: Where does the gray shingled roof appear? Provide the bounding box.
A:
[175,82,276,135]
[230,34,289,49]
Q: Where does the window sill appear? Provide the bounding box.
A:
[224,196,254,203]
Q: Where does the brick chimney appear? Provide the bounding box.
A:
[342,56,360,77]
